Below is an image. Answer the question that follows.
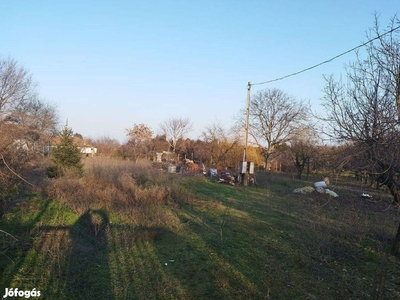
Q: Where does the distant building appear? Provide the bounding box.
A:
[155,151,173,162]
[44,136,97,157]
[44,145,98,157]
[79,146,97,157]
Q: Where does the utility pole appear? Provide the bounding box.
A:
[243,82,251,162]
[240,82,251,186]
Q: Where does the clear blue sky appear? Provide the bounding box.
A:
[1,1,398,142]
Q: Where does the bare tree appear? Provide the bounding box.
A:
[92,136,121,157]
[288,125,319,179]
[248,88,308,168]
[320,15,400,256]
[159,117,192,153]
[202,121,240,168]
[125,123,153,161]
[0,57,34,121]
[321,15,400,201]
[0,57,58,152]
[14,97,58,155]
[13,97,58,133]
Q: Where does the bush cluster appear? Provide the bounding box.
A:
[46,158,188,227]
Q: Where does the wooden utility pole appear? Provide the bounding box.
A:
[243,82,251,162]
[241,82,251,186]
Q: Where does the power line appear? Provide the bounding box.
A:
[252,24,400,86]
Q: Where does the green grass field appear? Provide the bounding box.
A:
[1,171,400,299]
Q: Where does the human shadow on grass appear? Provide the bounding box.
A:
[64,209,112,299]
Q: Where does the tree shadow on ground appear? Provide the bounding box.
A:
[0,198,52,292]
[150,224,266,299]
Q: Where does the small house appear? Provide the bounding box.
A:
[79,146,97,157]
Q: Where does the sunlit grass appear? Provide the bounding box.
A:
[1,166,400,299]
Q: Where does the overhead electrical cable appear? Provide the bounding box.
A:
[252,24,400,86]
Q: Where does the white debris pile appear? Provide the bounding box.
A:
[292,186,315,194]
[293,177,339,197]
[325,189,339,197]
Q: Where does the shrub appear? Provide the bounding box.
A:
[47,126,83,178]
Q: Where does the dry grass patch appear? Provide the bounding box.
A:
[45,158,189,227]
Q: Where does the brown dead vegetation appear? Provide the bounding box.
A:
[45,158,190,228]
